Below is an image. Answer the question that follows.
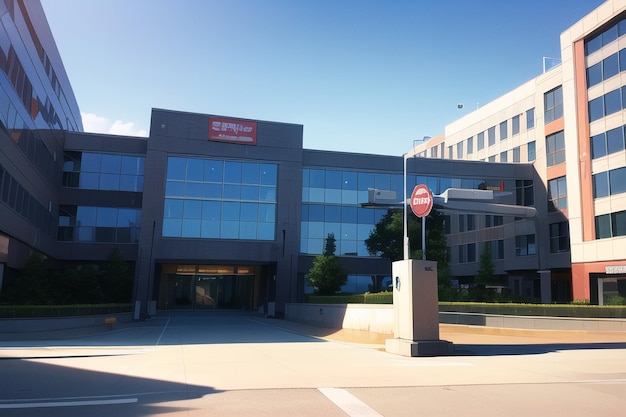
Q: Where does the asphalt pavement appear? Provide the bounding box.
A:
[1,310,626,416]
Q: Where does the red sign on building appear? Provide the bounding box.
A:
[208,117,257,145]
[410,184,433,218]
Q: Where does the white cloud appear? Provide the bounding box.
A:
[81,112,148,137]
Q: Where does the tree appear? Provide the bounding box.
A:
[307,233,347,295]
[365,207,451,289]
[476,243,495,286]
[100,247,133,303]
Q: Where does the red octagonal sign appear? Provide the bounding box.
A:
[410,184,433,218]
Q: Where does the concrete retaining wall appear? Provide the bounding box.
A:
[285,303,626,333]
[0,313,133,333]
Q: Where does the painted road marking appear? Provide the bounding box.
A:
[0,397,138,409]
[318,387,383,417]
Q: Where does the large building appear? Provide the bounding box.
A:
[414,0,626,305]
[1,0,625,316]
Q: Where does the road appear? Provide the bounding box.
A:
[1,311,626,416]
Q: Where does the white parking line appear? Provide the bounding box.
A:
[0,397,138,409]
[318,387,383,417]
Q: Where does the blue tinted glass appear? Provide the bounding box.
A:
[357,224,374,240]
[341,189,358,204]
[224,162,242,183]
[357,207,374,223]
[182,219,201,237]
[183,200,202,218]
[77,206,97,226]
[308,205,324,221]
[204,160,223,182]
[119,175,138,191]
[260,186,276,202]
[164,199,183,218]
[100,154,121,174]
[201,220,220,238]
[167,157,186,180]
[528,141,536,161]
[223,185,241,200]
[341,240,357,256]
[587,62,602,87]
[242,163,260,184]
[185,182,203,198]
[186,159,204,181]
[325,205,341,222]
[324,223,340,239]
[96,207,117,226]
[165,180,185,197]
[241,185,259,201]
[325,170,342,189]
[302,168,310,187]
[309,169,325,187]
[619,19,626,37]
[591,133,607,159]
[202,201,221,220]
[358,172,375,191]
[603,24,618,46]
[259,204,275,222]
[76,226,95,242]
[81,153,101,172]
[221,221,239,239]
[374,173,390,190]
[595,214,611,239]
[604,53,619,79]
[301,205,309,222]
[79,172,99,189]
[222,202,240,221]
[308,187,324,203]
[342,206,357,223]
[117,209,137,227]
[203,183,222,199]
[605,89,622,115]
[607,127,625,154]
[588,97,604,122]
[342,223,356,239]
[620,49,626,72]
[593,172,609,198]
[257,222,274,240]
[121,157,142,174]
[240,203,258,221]
[610,167,626,195]
[163,219,183,237]
[324,189,342,203]
[240,222,257,239]
[586,34,602,55]
[526,108,534,129]
[342,171,357,190]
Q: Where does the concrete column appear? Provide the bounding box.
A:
[385,259,453,357]
[539,270,552,304]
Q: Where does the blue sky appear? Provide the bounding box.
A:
[41,0,605,157]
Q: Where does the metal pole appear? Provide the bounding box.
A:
[422,216,426,260]
[403,153,409,260]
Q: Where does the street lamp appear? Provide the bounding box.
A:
[403,137,430,260]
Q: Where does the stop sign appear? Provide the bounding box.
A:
[410,184,433,218]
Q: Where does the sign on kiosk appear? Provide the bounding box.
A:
[410,184,433,218]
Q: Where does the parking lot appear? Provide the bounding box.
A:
[1,311,626,416]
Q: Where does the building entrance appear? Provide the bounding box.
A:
[158,264,262,310]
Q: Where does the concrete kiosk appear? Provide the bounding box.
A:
[385,259,453,357]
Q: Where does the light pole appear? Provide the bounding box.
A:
[403,137,430,261]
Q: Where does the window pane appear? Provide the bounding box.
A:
[604,53,619,79]
[607,126,625,154]
[609,167,626,195]
[588,97,604,122]
[604,89,622,115]
[186,158,204,181]
[164,199,183,218]
[224,161,242,183]
[242,163,260,184]
[591,133,607,159]
[204,160,223,182]
[96,207,117,226]
[587,62,602,87]
[613,211,626,237]
[167,157,186,180]
[260,164,277,186]
[526,108,535,129]
[595,214,612,239]
[81,153,101,172]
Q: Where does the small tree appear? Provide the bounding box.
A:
[100,247,133,303]
[307,233,347,295]
[476,243,495,286]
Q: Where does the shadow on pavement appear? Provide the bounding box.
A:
[452,341,626,356]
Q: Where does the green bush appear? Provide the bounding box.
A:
[0,304,133,318]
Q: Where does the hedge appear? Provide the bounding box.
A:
[0,304,133,319]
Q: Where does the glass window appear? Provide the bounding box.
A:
[467,137,473,154]
[548,176,567,212]
[325,170,342,189]
[609,167,626,195]
[591,132,607,159]
[604,52,620,80]
[500,151,508,163]
[81,153,101,173]
[526,108,535,129]
[586,33,603,56]
[477,132,484,150]
[512,147,520,163]
[242,163,260,184]
[607,126,625,154]
[527,141,536,162]
[310,169,325,187]
[620,48,626,72]
[167,157,186,180]
[595,213,612,239]
[499,121,507,140]
[457,141,463,159]
[588,96,604,122]
[186,158,204,181]
[546,131,565,167]
[604,88,622,115]
[342,171,357,190]
[593,172,609,198]
[550,222,570,253]
[204,160,223,182]
[260,163,277,186]
[121,156,144,175]
[586,62,602,87]
[224,161,242,183]
[512,115,520,136]
[613,210,626,237]
[488,126,496,146]
[545,86,563,123]
[164,199,183,218]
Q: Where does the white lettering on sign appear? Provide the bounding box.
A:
[605,265,626,274]
[412,197,430,205]
[211,121,253,134]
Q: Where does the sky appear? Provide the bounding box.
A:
[40,0,606,157]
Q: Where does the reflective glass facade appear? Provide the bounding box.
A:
[62,151,145,191]
[58,206,141,243]
[163,157,277,240]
